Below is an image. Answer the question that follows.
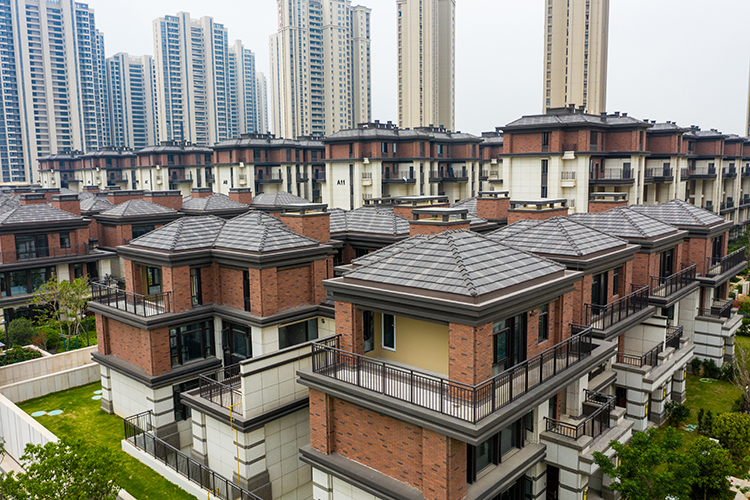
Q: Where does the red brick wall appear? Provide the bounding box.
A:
[422,429,467,500]
[409,221,470,236]
[335,301,363,354]
[0,234,16,263]
[200,264,219,305]
[507,207,568,224]
[145,194,182,210]
[476,198,509,220]
[280,213,331,242]
[51,198,81,216]
[588,200,627,213]
[448,322,493,385]
[342,245,356,264]
[695,140,721,156]
[124,259,142,294]
[219,267,244,310]
[309,388,335,454]
[647,134,678,154]
[604,131,638,152]
[277,265,312,310]
[312,259,329,304]
[96,314,170,376]
[162,266,192,312]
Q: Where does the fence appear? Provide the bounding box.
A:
[617,343,663,368]
[124,411,262,500]
[650,265,696,297]
[705,248,746,277]
[544,391,615,440]
[2,242,89,263]
[311,327,594,424]
[198,364,242,410]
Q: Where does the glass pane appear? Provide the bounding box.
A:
[307,319,318,342]
[475,438,492,474]
[500,425,514,456]
[232,329,248,358]
[181,326,203,363]
[10,271,27,295]
[494,331,508,364]
[279,321,308,349]
[30,268,47,291]
[382,314,395,349]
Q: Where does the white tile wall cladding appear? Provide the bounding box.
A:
[245,357,311,418]
[110,370,150,418]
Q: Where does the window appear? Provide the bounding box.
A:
[59,232,70,249]
[132,224,155,239]
[541,159,549,198]
[190,268,202,306]
[542,132,549,152]
[146,266,161,295]
[493,314,526,373]
[381,142,388,154]
[279,319,318,349]
[466,417,526,483]
[72,264,84,279]
[169,320,214,366]
[242,270,251,312]
[222,321,252,364]
[16,234,48,260]
[538,304,549,342]
[173,379,199,421]
[381,313,395,350]
[363,310,374,352]
[590,131,598,151]
[660,249,674,278]
[591,272,608,306]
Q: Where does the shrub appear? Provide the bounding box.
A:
[719,362,734,382]
[731,394,750,413]
[713,412,750,461]
[0,346,42,366]
[7,318,35,347]
[702,359,721,379]
[665,400,690,428]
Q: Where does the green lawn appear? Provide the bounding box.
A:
[683,374,740,426]
[18,382,197,500]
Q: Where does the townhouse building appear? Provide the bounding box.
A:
[90,205,339,499]
[321,122,485,209]
[0,192,116,324]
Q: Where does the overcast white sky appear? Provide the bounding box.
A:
[90,0,750,136]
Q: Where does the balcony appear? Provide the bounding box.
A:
[255,172,282,184]
[589,167,635,186]
[666,325,683,350]
[382,170,416,184]
[429,168,469,183]
[3,243,90,265]
[479,170,489,180]
[488,169,503,184]
[648,265,697,304]
[313,171,326,183]
[89,281,171,317]
[740,196,750,208]
[545,390,615,440]
[644,166,674,184]
[584,286,652,336]
[705,248,746,278]
[743,166,750,177]
[310,327,595,424]
[720,200,737,214]
[616,325,684,369]
[198,363,241,409]
[723,166,737,178]
[687,166,717,179]
[296,172,309,182]
[698,298,733,319]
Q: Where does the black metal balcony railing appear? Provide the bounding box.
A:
[720,201,736,212]
[741,196,750,207]
[585,286,650,330]
[698,298,733,319]
[590,167,634,181]
[124,411,262,500]
[689,166,717,177]
[311,326,595,424]
[314,171,326,182]
[199,363,241,410]
[383,170,415,182]
[706,248,746,277]
[645,167,673,179]
[666,326,683,350]
[743,166,750,177]
[545,390,615,440]
[723,166,737,177]
[617,343,663,367]
[649,265,697,298]
[90,281,171,317]
[9,242,90,263]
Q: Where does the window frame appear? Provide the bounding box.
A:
[538,304,549,342]
[381,313,396,351]
[190,267,202,306]
[59,232,71,249]
[169,320,214,367]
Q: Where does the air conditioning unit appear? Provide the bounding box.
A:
[490,159,497,165]
[239,162,245,168]
[155,165,161,170]
[363,158,370,164]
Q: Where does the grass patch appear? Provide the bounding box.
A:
[18,382,197,500]
[683,374,740,426]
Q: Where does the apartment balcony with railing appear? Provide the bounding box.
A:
[488,169,503,184]
[616,326,686,370]
[589,165,635,186]
[303,327,613,429]
[687,165,717,179]
[743,166,750,177]
[479,170,489,180]
[644,166,674,183]
[698,298,733,320]
[89,280,172,317]
[647,264,698,305]
[429,167,469,183]
[198,364,241,409]
[1,242,91,265]
[704,248,746,280]
[722,165,737,178]
[382,169,416,184]
[720,200,736,214]
[740,195,750,208]
[255,171,282,184]
[584,286,653,337]
[313,171,326,182]
[296,171,310,183]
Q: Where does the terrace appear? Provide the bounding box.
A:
[309,327,596,424]
[544,390,615,441]
[644,166,674,183]
[589,166,635,186]
[687,165,717,179]
[616,326,684,368]
[584,286,652,336]
[648,264,698,306]
[89,281,172,317]
[705,248,746,278]
[0,242,90,265]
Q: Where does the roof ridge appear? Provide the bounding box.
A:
[554,218,584,256]
[444,232,479,297]
[618,209,648,237]
[167,218,185,251]
[670,199,703,224]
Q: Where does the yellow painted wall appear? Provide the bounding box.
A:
[369,313,449,376]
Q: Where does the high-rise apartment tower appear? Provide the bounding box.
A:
[256,72,269,133]
[270,0,371,139]
[544,0,610,115]
[106,53,159,150]
[396,0,455,131]
[228,41,258,139]
[0,0,110,183]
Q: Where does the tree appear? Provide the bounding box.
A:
[7,318,35,346]
[664,400,690,428]
[0,438,120,500]
[712,412,750,462]
[593,427,688,500]
[681,436,734,500]
[29,276,90,350]
[732,344,750,413]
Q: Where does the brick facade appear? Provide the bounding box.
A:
[507,207,568,224]
[588,200,627,213]
[95,314,171,376]
[409,221,471,236]
[280,213,331,242]
[448,322,493,385]
[476,197,510,221]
